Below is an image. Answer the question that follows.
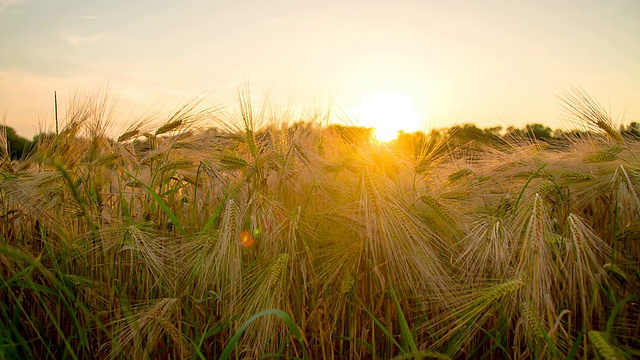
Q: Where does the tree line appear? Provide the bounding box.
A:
[2,122,639,160]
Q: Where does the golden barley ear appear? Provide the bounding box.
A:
[158,317,190,358]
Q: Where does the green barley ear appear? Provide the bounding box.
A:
[585,151,618,163]
[223,199,238,236]
[117,129,140,142]
[546,233,565,245]
[537,180,556,197]
[439,190,469,200]
[155,119,183,135]
[607,144,625,154]
[480,278,525,303]
[267,254,289,290]
[558,172,594,181]
[156,159,193,173]
[588,331,624,360]
[603,263,629,284]
[93,152,121,166]
[340,274,355,295]
[520,302,546,347]
[219,151,250,170]
[448,168,474,182]
[245,128,258,158]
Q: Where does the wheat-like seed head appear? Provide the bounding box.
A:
[340,274,355,295]
[519,302,546,348]
[558,172,594,181]
[156,159,193,173]
[158,317,188,358]
[480,278,525,302]
[267,253,289,290]
[588,331,621,360]
[585,151,618,163]
[156,120,183,135]
[420,194,454,224]
[118,129,141,142]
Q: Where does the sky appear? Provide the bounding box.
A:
[1,0,639,140]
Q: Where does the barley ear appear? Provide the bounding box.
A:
[588,331,623,360]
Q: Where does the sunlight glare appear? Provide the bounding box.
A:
[351,93,423,142]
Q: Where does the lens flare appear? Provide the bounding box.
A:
[240,229,254,247]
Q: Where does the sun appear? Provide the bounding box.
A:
[351,92,423,142]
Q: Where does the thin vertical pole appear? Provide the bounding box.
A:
[54,91,59,155]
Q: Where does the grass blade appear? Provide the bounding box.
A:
[124,170,187,236]
[219,309,304,360]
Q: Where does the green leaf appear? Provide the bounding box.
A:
[391,289,418,354]
[124,171,187,236]
[219,309,304,360]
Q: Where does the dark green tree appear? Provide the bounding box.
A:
[621,122,640,139]
[524,123,553,141]
[1,125,33,159]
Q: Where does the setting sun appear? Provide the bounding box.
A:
[351,93,424,142]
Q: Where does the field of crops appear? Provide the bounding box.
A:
[1,90,639,359]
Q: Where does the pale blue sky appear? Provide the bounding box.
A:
[1,0,639,138]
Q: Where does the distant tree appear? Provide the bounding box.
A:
[445,124,508,149]
[1,125,33,159]
[392,130,427,157]
[448,124,485,145]
[552,129,565,138]
[504,124,553,142]
[483,126,503,138]
[524,123,553,141]
[504,126,524,139]
[621,122,640,139]
[31,132,57,147]
[326,124,373,144]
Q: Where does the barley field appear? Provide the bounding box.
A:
[1,90,639,359]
